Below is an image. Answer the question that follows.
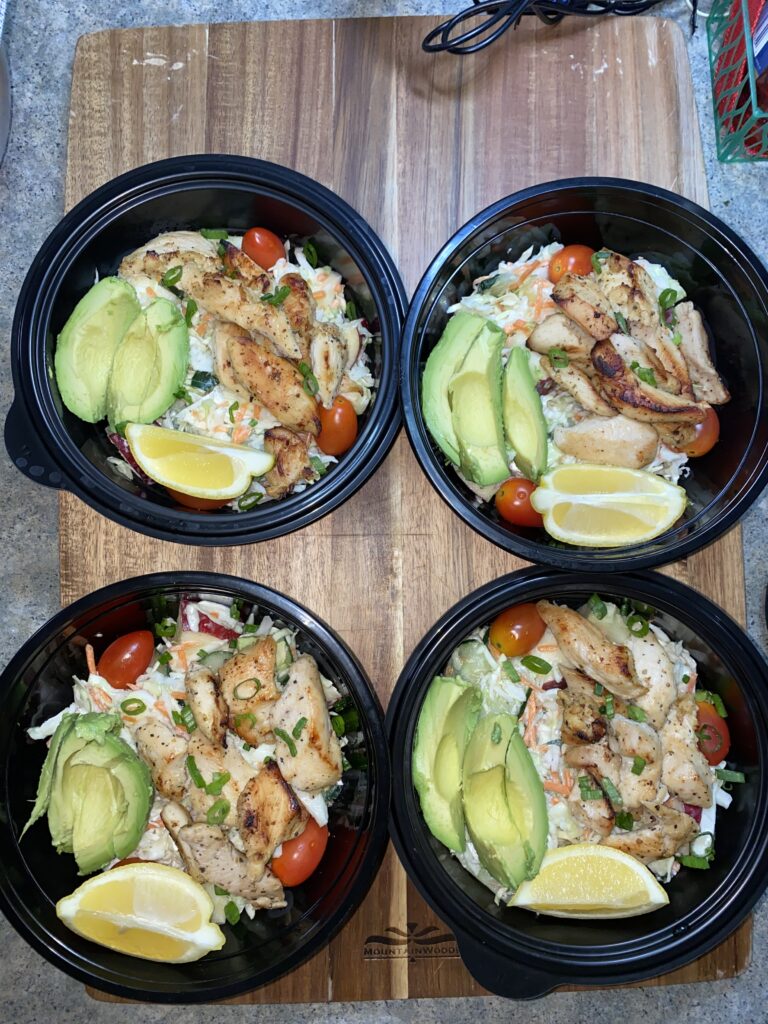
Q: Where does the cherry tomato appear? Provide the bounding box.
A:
[548,244,596,284]
[495,478,544,528]
[271,818,329,886]
[674,406,720,458]
[166,488,231,511]
[697,700,731,765]
[97,630,155,689]
[317,396,358,456]
[242,227,285,269]
[489,603,546,658]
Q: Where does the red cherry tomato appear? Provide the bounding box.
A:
[489,604,546,658]
[96,631,155,689]
[317,396,358,456]
[271,818,329,886]
[697,700,731,765]
[674,406,720,458]
[548,244,596,284]
[242,227,286,269]
[166,488,231,511]
[495,478,544,528]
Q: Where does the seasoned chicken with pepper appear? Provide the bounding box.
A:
[552,273,618,340]
[602,802,698,863]
[220,638,281,746]
[660,694,715,807]
[554,414,659,470]
[237,762,308,880]
[133,718,188,801]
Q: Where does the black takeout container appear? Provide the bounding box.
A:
[5,155,406,544]
[400,178,768,571]
[0,572,390,1002]
[387,567,768,998]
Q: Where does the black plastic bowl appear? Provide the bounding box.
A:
[387,568,768,998]
[400,178,768,571]
[5,155,406,544]
[0,572,389,1002]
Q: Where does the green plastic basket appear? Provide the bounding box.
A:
[708,0,768,161]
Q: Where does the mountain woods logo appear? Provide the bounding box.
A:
[363,923,459,961]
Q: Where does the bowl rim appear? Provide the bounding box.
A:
[399,175,768,572]
[7,154,407,545]
[386,566,768,995]
[0,570,391,1002]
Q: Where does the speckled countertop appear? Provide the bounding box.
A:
[1,1,767,1022]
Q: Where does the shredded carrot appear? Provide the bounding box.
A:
[145,286,156,299]
[85,644,97,676]
[177,648,188,671]
[170,691,187,701]
[522,692,538,747]
[514,262,540,288]
[533,280,548,321]
[90,688,112,711]
[154,700,172,722]
[198,313,212,335]
[312,290,326,301]
[535,644,559,653]
[543,778,572,795]
[316,271,329,284]
[250,404,262,418]
[232,424,251,445]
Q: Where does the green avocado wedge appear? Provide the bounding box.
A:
[503,346,548,482]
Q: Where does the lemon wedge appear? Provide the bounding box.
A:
[125,423,274,500]
[56,862,226,963]
[530,464,686,547]
[508,844,670,919]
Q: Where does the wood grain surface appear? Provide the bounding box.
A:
[62,14,750,1002]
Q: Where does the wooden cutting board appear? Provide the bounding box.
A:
[62,14,750,1002]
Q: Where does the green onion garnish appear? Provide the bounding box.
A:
[233,678,261,700]
[243,743,252,751]
[591,251,609,275]
[154,618,176,639]
[345,299,358,320]
[230,599,242,621]
[206,798,230,826]
[503,660,521,682]
[206,771,231,796]
[682,673,690,684]
[331,715,345,737]
[274,727,297,756]
[520,655,552,675]
[615,811,634,831]
[614,311,629,334]
[214,884,229,896]
[172,705,198,733]
[228,401,239,423]
[190,370,217,391]
[186,755,205,789]
[695,690,727,718]
[174,386,192,405]
[594,682,605,697]
[200,228,228,240]
[260,285,291,307]
[234,712,256,729]
[238,492,263,511]
[161,265,183,288]
[677,854,710,869]
[599,693,615,719]
[120,698,146,716]
[491,722,503,744]
[310,456,328,477]
[242,623,257,634]
[671,330,682,346]
[715,768,745,783]
[184,298,198,326]
[627,704,647,722]
[298,361,320,397]
[630,361,657,388]
[600,777,623,807]
[631,756,646,776]
[549,347,570,369]
[224,900,241,925]
[578,775,603,801]
[626,613,650,637]
[228,638,238,650]
[588,594,607,620]
[303,240,318,268]
[658,287,678,326]
[292,716,308,739]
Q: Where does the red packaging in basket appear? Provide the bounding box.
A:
[714,0,767,155]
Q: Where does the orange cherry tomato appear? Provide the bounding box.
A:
[241,227,286,269]
[697,700,731,766]
[495,478,544,528]
[97,630,155,689]
[489,604,546,658]
[166,487,231,511]
[548,244,596,284]
[317,396,358,456]
[271,818,329,886]
[674,406,720,458]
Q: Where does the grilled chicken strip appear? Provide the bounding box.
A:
[635,322,694,399]
[119,232,220,275]
[592,339,708,424]
[528,312,597,364]
[567,776,615,838]
[133,718,188,800]
[540,357,616,417]
[220,637,280,746]
[607,715,663,808]
[213,322,251,400]
[162,802,286,907]
[220,240,272,292]
[237,762,308,880]
[262,427,314,499]
[185,666,228,747]
[552,273,618,340]
[602,802,698,863]
[652,421,699,451]
[185,733,257,827]
[660,694,714,807]
[609,332,677,393]
[272,654,343,794]
[565,740,622,789]
[310,322,348,409]
[536,601,644,698]
[554,414,659,469]
[558,669,607,745]
[225,324,321,435]
[675,302,730,405]
[280,272,316,360]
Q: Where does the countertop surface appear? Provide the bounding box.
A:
[1,1,767,1022]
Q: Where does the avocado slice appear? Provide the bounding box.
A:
[413,675,482,852]
[106,298,189,428]
[505,726,548,880]
[503,347,548,481]
[54,277,141,422]
[448,321,510,486]
[422,312,487,465]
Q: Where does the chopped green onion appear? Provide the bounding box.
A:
[156,650,171,675]
[594,682,605,697]
[491,723,503,744]
[242,623,258,634]
[477,274,499,293]
[346,299,358,320]
[228,401,239,423]
[343,706,360,732]
[206,771,231,796]
[234,712,256,729]
[233,678,262,700]
[216,240,227,257]
[303,240,318,268]
[214,884,229,895]
[154,618,176,639]
[184,298,198,327]
[671,330,682,346]
[310,456,328,477]
[677,854,710,870]
[715,768,745,783]
[630,361,657,388]
[186,755,206,790]
[120,697,146,716]
[230,598,242,621]
[578,775,603,801]
[520,655,552,675]
[274,727,297,756]
[243,743,252,751]
[201,228,228,240]
[615,811,634,831]
[172,705,198,733]
[161,265,183,288]
[682,673,690,684]
[614,311,629,334]
[298,361,320,397]
[627,704,647,722]
[331,715,345,737]
[599,693,615,719]
[228,638,238,650]
[263,755,275,766]
[626,613,650,637]
[695,689,727,718]
[549,347,570,369]
[238,492,263,511]
[658,287,678,326]
[591,251,609,275]
[588,594,607,620]
[503,660,521,682]
[292,716,308,739]
[224,900,241,925]
[600,777,623,807]
[206,798,230,826]
[631,756,646,776]
[174,386,192,404]
[260,285,291,307]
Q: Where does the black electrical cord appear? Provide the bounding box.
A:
[422,0,671,54]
